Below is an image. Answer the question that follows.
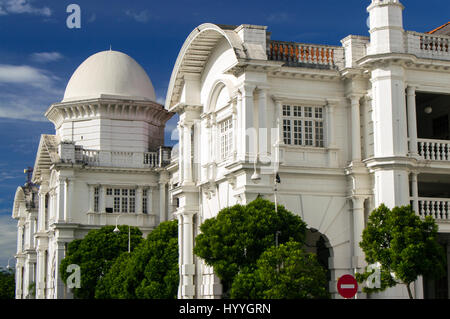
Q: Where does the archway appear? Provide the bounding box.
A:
[304,228,332,294]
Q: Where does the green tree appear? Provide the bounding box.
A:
[60,225,143,299]
[95,220,179,299]
[0,267,15,299]
[356,204,446,299]
[194,198,307,296]
[231,241,330,299]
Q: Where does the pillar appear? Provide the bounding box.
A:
[38,186,48,232]
[325,101,336,148]
[181,210,196,298]
[36,249,46,299]
[406,86,418,156]
[159,174,168,223]
[54,242,66,299]
[183,122,193,185]
[258,87,269,162]
[99,185,105,213]
[352,196,367,298]
[240,85,256,161]
[57,179,65,222]
[411,172,419,213]
[349,95,362,163]
[136,186,143,214]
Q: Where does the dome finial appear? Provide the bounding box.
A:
[109,44,112,51]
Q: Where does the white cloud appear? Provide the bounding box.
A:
[0,64,60,92]
[0,0,51,17]
[30,52,63,63]
[267,12,290,23]
[0,213,17,269]
[0,64,63,121]
[126,9,152,23]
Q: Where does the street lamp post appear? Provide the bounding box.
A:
[113,215,130,253]
[6,257,15,270]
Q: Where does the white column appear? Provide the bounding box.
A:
[258,88,269,161]
[181,211,196,298]
[325,102,335,148]
[99,185,105,213]
[176,212,183,299]
[148,187,153,214]
[57,179,65,222]
[183,122,193,184]
[411,172,419,213]
[36,249,46,299]
[54,242,66,299]
[241,85,256,161]
[232,98,238,161]
[159,181,167,223]
[17,225,24,254]
[136,186,143,214]
[178,123,184,183]
[38,187,48,232]
[407,86,418,156]
[350,95,362,163]
[352,196,366,298]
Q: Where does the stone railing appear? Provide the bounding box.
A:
[267,40,344,69]
[79,146,172,168]
[417,138,450,161]
[415,197,450,221]
[405,31,450,61]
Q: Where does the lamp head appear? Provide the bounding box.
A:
[113,226,120,234]
[251,171,261,183]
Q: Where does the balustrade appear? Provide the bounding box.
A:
[267,40,343,68]
[417,139,450,161]
[416,198,450,221]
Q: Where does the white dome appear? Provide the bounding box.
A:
[62,50,156,102]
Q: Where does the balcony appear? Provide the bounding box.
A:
[405,31,450,61]
[75,146,172,169]
[267,40,344,69]
[417,139,450,161]
[416,198,450,221]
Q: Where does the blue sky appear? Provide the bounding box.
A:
[0,0,449,268]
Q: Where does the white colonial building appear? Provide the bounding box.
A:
[12,50,173,299]
[12,0,450,299]
[166,0,450,299]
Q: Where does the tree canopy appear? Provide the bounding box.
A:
[194,198,308,296]
[95,220,179,299]
[0,267,15,299]
[356,204,446,299]
[59,225,144,299]
[231,241,330,299]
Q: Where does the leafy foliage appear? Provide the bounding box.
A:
[356,204,446,298]
[95,220,179,299]
[59,225,143,299]
[194,198,308,296]
[231,241,330,299]
[0,267,15,299]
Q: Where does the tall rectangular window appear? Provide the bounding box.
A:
[94,187,99,212]
[108,188,136,213]
[219,118,233,160]
[282,105,325,148]
[142,189,148,214]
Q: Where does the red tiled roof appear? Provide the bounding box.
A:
[428,22,450,35]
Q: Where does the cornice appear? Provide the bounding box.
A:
[46,98,174,130]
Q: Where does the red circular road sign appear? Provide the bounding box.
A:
[337,275,358,299]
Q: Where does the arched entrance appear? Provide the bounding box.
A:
[304,228,332,294]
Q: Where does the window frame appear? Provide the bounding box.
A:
[281,104,325,148]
